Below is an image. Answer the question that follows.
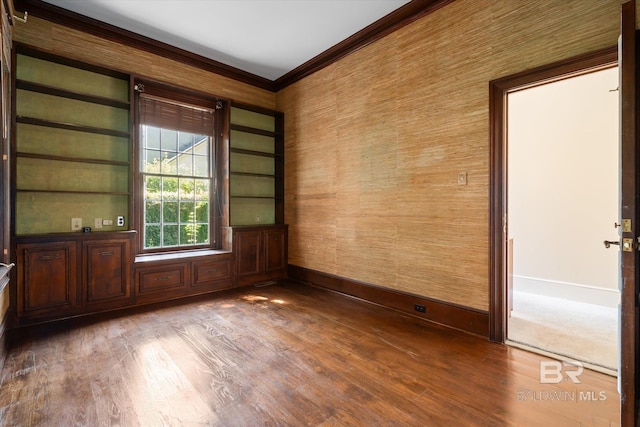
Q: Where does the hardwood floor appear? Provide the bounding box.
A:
[0,280,620,426]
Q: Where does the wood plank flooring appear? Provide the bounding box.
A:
[0,280,620,426]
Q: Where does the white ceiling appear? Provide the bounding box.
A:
[40,0,412,81]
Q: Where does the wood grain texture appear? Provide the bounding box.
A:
[277,0,628,311]
[13,16,275,109]
[0,281,620,426]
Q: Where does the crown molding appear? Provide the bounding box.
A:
[14,0,454,93]
[273,0,454,90]
[14,0,275,91]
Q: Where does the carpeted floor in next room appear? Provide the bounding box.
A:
[508,291,618,373]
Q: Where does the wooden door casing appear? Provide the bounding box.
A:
[619,2,638,425]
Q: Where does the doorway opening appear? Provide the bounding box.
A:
[506,66,619,375]
[488,46,619,374]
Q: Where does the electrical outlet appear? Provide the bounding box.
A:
[117,216,125,227]
[414,304,426,313]
[103,219,113,226]
[95,218,103,229]
[71,217,82,231]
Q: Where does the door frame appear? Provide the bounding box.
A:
[618,2,639,424]
[488,46,618,342]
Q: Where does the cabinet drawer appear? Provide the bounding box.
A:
[136,264,188,295]
[192,260,232,287]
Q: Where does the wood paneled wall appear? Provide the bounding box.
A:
[277,0,628,311]
[13,16,275,109]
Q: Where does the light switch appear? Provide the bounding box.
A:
[457,172,468,186]
[71,218,82,231]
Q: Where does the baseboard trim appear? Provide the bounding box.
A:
[513,275,619,308]
[287,265,489,337]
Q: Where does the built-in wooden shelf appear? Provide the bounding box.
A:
[16,116,130,138]
[16,189,130,196]
[230,123,281,137]
[16,79,130,109]
[16,152,130,166]
[230,147,278,158]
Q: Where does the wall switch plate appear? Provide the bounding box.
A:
[457,172,468,186]
[103,219,113,226]
[71,217,82,231]
[95,218,103,229]
[117,216,125,227]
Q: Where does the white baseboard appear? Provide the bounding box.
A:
[513,275,620,308]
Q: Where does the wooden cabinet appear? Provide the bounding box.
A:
[16,241,78,321]
[11,224,286,326]
[14,232,134,325]
[133,252,234,303]
[83,239,131,308]
[234,225,287,286]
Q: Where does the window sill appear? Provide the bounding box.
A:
[135,249,232,264]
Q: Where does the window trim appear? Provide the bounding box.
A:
[133,78,228,255]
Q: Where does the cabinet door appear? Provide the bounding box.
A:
[17,242,77,317]
[264,229,286,272]
[236,230,262,276]
[83,240,130,306]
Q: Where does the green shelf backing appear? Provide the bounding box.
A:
[230,175,275,197]
[17,90,129,132]
[231,107,275,132]
[230,152,275,175]
[14,51,132,236]
[16,192,129,235]
[17,157,129,193]
[16,54,129,102]
[17,123,129,163]
[230,198,275,226]
[230,130,275,154]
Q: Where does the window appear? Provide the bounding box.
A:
[136,82,222,252]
